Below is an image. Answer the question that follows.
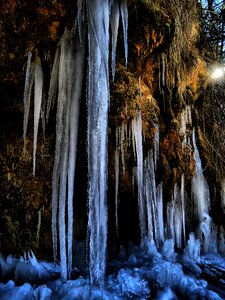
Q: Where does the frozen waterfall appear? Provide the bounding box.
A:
[50,28,84,281]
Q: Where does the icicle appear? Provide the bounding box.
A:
[40,89,46,138]
[23,52,34,152]
[173,184,183,249]
[181,174,186,243]
[221,179,225,212]
[33,59,43,176]
[158,56,161,92]
[77,0,84,44]
[120,0,128,66]
[167,199,175,241]
[111,0,120,80]
[46,45,60,123]
[114,147,119,234]
[58,88,70,283]
[51,36,67,265]
[161,52,166,87]
[144,154,153,240]
[192,128,211,221]
[156,182,164,245]
[86,0,110,286]
[153,124,159,168]
[120,122,127,175]
[132,112,146,240]
[180,108,187,148]
[67,33,85,277]
[36,206,43,248]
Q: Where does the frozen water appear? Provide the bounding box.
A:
[156,287,178,300]
[117,268,150,298]
[49,26,84,280]
[46,44,60,123]
[221,179,225,212]
[120,0,128,66]
[0,281,33,300]
[23,51,34,152]
[184,232,201,262]
[132,112,146,240]
[86,0,110,285]
[67,29,84,277]
[111,0,120,79]
[0,251,225,299]
[141,237,162,258]
[192,128,211,221]
[114,141,119,234]
[34,285,52,300]
[162,239,176,261]
[33,59,43,176]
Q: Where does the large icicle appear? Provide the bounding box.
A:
[33,59,43,176]
[115,127,120,234]
[111,0,120,79]
[23,52,34,152]
[221,179,225,212]
[181,174,186,243]
[120,0,128,66]
[192,128,211,253]
[132,112,146,240]
[192,128,210,220]
[67,32,85,277]
[86,0,110,286]
[51,35,67,266]
[50,26,84,281]
[46,45,60,123]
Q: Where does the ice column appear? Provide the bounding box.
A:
[86,0,110,286]
[192,128,211,253]
[132,112,146,240]
[51,29,84,281]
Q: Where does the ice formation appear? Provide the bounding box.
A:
[23,54,44,176]
[131,112,145,240]
[18,0,225,298]
[50,28,85,281]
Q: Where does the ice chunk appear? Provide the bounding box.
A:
[162,239,176,261]
[156,287,178,300]
[117,268,150,298]
[0,281,33,300]
[34,285,52,300]
[183,233,201,268]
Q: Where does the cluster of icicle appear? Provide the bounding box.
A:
[114,105,225,256]
[23,0,128,285]
[114,113,164,247]
[84,0,128,286]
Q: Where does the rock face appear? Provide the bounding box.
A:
[0,0,224,260]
